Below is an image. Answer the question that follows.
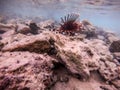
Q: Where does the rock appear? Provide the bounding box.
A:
[0,23,16,34]
[47,31,119,82]
[0,36,2,40]
[58,50,90,80]
[99,59,119,81]
[1,33,52,53]
[15,23,31,34]
[38,20,55,30]
[0,42,4,51]
[1,30,15,39]
[54,35,98,80]
[100,85,118,90]
[0,30,6,34]
[24,20,40,34]
[0,19,120,90]
[94,27,119,44]
[82,20,92,26]
[0,52,57,90]
[85,30,97,39]
[81,20,97,39]
[106,32,119,43]
[14,21,41,35]
[1,33,27,45]
[29,22,39,34]
[1,29,119,85]
[53,34,120,82]
[113,53,120,62]
[69,34,86,41]
[111,79,120,88]
[97,35,105,41]
[0,76,11,90]
[109,40,120,52]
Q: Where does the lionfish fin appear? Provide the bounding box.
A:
[61,13,80,24]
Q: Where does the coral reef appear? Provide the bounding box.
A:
[0,18,120,90]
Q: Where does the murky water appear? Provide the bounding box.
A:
[0,0,120,35]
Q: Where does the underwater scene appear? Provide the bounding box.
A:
[0,0,120,90]
[0,0,120,35]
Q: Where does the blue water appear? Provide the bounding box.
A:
[0,0,120,36]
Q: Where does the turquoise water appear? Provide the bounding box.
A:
[0,0,120,35]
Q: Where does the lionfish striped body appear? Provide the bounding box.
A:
[59,13,82,35]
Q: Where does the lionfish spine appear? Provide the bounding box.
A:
[61,13,80,24]
[58,13,81,36]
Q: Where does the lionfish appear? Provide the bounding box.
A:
[59,13,82,35]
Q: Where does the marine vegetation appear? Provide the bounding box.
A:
[59,13,82,35]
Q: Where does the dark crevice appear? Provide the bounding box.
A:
[0,30,6,34]
[52,61,65,70]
